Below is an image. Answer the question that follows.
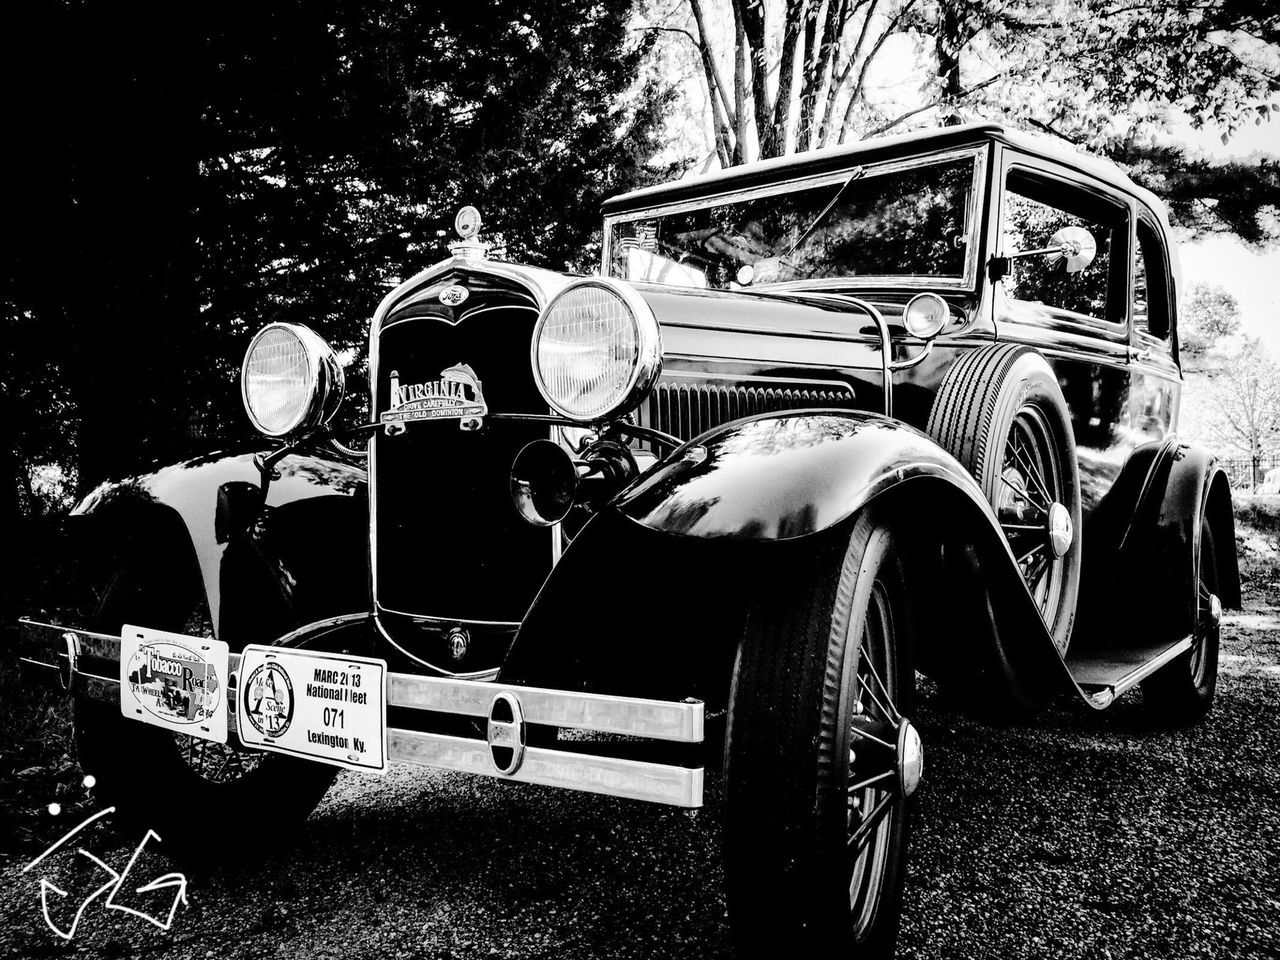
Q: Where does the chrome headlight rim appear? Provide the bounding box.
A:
[240,322,345,438]
[902,292,950,341]
[530,277,663,424]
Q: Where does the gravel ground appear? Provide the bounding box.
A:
[1,528,1277,960]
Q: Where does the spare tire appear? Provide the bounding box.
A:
[927,343,1082,654]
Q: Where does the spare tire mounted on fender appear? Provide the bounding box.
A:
[927,343,1082,654]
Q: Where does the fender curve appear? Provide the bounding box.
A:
[1112,440,1240,637]
[64,446,368,649]
[498,411,1082,715]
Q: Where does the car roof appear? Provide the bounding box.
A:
[603,122,1171,226]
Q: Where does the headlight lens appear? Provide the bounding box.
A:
[531,279,661,422]
[903,293,950,340]
[241,323,344,437]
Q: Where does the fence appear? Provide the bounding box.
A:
[1218,457,1280,491]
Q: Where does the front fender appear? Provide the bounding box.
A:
[66,446,367,648]
[499,412,1079,715]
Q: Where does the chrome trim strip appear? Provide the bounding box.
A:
[274,611,372,647]
[375,609,522,630]
[602,146,986,292]
[1109,637,1194,698]
[372,616,502,681]
[18,618,704,743]
[387,674,704,742]
[657,369,856,392]
[389,730,704,807]
[18,618,705,810]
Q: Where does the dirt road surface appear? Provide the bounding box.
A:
[2,525,1276,960]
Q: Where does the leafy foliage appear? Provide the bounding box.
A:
[0,0,674,618]
[1181,282,1243,359]
[646,0,1279,245]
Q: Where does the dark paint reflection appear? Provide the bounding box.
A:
[620,415,936,540]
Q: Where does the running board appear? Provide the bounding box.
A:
[1066,636,1193,709]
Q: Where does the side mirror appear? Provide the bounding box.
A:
[1047,226,1097,273]
[990,225,1098,281]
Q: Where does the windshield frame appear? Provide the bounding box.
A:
[602,145,989,293]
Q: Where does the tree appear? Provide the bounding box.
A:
[1205,336,1280,485]
[1,1,676,620]
[1180,282,1243,365]
[640,0,1280,213]
[3,0,676,501]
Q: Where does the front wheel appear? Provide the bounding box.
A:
[74,550,337,858]
[723,510,920,958]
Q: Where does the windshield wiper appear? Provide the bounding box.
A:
[782,165,865,260]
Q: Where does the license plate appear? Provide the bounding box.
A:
[235,645,388,774]
[119,625,230,744]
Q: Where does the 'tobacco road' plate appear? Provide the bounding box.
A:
[120,625,230,744]
[236,645,388,774]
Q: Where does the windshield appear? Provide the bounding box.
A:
[607,155,978,291]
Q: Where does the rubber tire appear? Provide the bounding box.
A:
[1141,514,1220,724]
[723,510,915,959]
[927,343,1082,654]
[74,547,337,861]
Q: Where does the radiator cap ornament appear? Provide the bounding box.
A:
[455,205,482,239]
[449,205,488,260]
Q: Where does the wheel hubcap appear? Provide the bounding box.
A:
[1047,501,1073,558]
[896,720,924,797]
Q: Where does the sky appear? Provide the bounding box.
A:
[1170,117,1280,358]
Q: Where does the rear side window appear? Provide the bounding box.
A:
[1002,169,1128,323]
[1133,219,1171,340]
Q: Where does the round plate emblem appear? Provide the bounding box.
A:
[447,627,470,661]
[243,661,294,738]
[440,284,469,307]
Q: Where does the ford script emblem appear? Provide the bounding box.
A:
[486,691,526,776]
[440,284,469,307]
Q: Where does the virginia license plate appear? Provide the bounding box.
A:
[235,645,388,774]
[119,625,230,744]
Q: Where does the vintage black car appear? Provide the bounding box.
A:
[20,123,1239,957]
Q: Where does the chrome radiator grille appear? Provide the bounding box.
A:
[641,377,858,443]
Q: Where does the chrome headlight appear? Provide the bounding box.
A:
[531,278,662,422]
[240,322,344,437]
[903,293,949,340]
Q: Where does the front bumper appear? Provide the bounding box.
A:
[17,618,705,808]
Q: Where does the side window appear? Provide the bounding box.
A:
[1002,169,1127,322]
[1134,219,1170,340]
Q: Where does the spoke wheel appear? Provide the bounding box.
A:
[174,733,265,784]
[927,343,1082,655]
[1142,512,1222,723]
[724,510,917,958]
[841,580,909,933]
[996,403,1069,626]
[73,544,337,858]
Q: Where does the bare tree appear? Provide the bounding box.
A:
[1207,337,1280,487]
[638,0,1280,171]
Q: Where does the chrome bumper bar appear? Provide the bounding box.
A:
[17,618,705,808]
